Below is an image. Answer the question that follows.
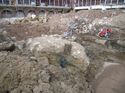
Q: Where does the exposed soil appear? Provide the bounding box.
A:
[0,10,123,41]
[0,10,125,93]
[93,64,125,93]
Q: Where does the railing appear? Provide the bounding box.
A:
[16,0,36,6]
[74,0,125,7]
[0,0,125,8]
[39,0,71,7]
[0,0,71,7]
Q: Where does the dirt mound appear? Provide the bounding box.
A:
[0,49,91,93]
[0,35,91,93]
[0,10,125,93]
[0,29,15,51]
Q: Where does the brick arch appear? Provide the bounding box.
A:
[2,8,13,12]
[1,9,13,18]
[48,10,55,15]
[28,10,36,14]
[27,10,36,17]
[38,10,45,17]
[16,10,25,17]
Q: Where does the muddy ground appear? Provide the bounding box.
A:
[0,10,125,93]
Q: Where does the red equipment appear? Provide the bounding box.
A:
[98,28,112,37]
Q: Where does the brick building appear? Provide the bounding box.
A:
[0,0,125,18]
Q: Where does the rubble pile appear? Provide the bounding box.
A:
[0,10,125,93]
[66,17,96,37]
[92,13,125,29]
[68,18,89,34]
[0,29,15,51]
[26,35,89,69]
[0,16,48,26]
[0,34,92,93]
[14,16,47,24]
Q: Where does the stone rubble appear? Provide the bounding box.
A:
[0,34,91,93]
[0,10,125,93]
[0,29,15,51]
[26,35,90,69]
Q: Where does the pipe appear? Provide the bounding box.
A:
[29,0,30,5]
[16,0,17,5]
[66,0,68,6]
[62,0,63,6]
[90,0,92,6]
[111,0,113,5]
[95,0,96,5]
[2,0,3,4]
[82,0,83,6]
[100,0,102,4]
[104,0,107,5]
[58,0,59,6]
[85,0,87,6]
[54,0,55,6]
[117,0,119,4]
[78,0,80,6]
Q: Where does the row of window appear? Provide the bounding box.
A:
[0,0,35,5]
[0,0,71,6]
[0,0,125,6]
[74,0,125,6]
[0,0,9,4]
[18,0,35,4]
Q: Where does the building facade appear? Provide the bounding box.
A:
[0,0,125,7]
[0,0,125,18]
[0,0,72,7]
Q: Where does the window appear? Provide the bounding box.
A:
[24,0,30,4]
[3,0,9,4]
[1,10,12,18]
[41,0,46,3]
[18,0,23,4]
[0,0,2,4]
[30,0,35,5]
[31,0,35,2]
[41,0,47,6]
[50,0,54,5]
[16,10,25,17]
[119,0,124,4]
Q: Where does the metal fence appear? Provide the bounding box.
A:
[0,0,125,8]
[0,0,72,7]
[74,0,125,7]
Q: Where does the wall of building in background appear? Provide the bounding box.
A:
[74,0,125,7]
[0,0,125,18]
[17,0,36,5]
[0,0,124,7]
[0,0,10,4]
